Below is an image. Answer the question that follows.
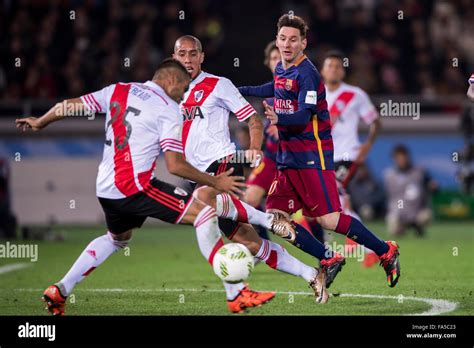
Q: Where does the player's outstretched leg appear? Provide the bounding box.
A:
[43,230,131,315]
[194,189,294,238]
[243,184,270,240]
[186,203,275,313]
[266,210,346,283]
[230,223,328,304]
[318,211,401,287]
[307,218,325,244]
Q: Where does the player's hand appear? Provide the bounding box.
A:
[355,142,372,164]
[263,100,278,125]
[15,117,44,132]
[266,124,279,140]
[214,168,246,197]
[245,149,263,168]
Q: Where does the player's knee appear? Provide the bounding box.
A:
[110,230,132,241]
[181,200,206,224]
[234,237,260,255]
[316,212,340,231]
[243,186,264,208]
[243,194,260,208]
[109,230,132,248]
[231,225,261,255]
[193,186,215,206]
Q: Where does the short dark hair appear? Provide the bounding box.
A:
[264,40,278,67]
[392,144,410,156]
[174,35,203,52]
[324,50,345,63]
[153,58,190,80]
[277,14,309,38]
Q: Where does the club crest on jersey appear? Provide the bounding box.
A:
[194,90,204,103]
[335,100,346,110]
[285,79,294,91]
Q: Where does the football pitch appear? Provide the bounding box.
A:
[0,221,472,316]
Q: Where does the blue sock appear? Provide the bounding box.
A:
[308,220,325,244]
[346,217,389,256]
[294,222,332,260]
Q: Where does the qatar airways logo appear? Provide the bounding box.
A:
[274,99,296,114]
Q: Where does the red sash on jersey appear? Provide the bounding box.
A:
[109,83,140,197]
[328,91,355,125]
[181,77,219,158]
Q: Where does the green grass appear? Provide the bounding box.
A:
[0,221,472,315]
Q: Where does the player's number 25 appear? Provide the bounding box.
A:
[105,102,141,149]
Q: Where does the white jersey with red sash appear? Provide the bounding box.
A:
[179,71,256,171]
[326,82,378,162]
[81,81,183,199]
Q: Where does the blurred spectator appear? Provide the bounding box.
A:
[457,143,474,195]
[348,163,385,221]
[460,96,474,143]
[384,145,438,237]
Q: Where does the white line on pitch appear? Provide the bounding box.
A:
[9,287,457,316]
[0,263,32,275]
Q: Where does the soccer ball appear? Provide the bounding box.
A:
[212,243,254,283]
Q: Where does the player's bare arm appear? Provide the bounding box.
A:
[356,117,381,164]
[16,98,86,131]
[245,114,264,167]
[164,150,245,196]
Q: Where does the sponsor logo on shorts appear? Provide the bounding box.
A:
[174,187,188,196]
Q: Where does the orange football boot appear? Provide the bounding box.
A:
[227,285,275,313]
[42,285,67,316]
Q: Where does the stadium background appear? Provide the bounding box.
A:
[1,0,473,225]
[0,0,473,316]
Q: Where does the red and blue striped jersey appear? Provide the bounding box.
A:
[263,121,279,162]
[240,55,334,170]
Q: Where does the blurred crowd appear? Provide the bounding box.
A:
[0,0,225,100]
[292,0,474,97]
[0,0,473,100]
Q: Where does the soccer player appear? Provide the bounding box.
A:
[321,50,381,267]
[173,35,329,306]
[15,59,292,315]
[239,14,401,290]
[468,74,474,102]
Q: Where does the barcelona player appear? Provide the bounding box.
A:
[239,14,401,290]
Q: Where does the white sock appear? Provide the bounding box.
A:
[255,239,317,283]
[223,282,246,301]
[215,193,273,229]
[193,205,246,300]
[57,232,129,296]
